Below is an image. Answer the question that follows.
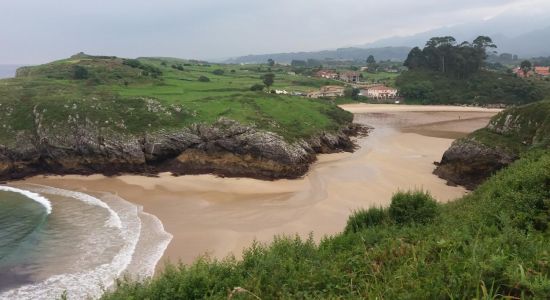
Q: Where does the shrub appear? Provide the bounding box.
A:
[72,65,89,80]
[344,207,388,233]
[212,69,225,75]
[122,59,142,68]
[389,190,438,225]
[171,64,184,71]
[250,84,264,91]
[198,76,210,82]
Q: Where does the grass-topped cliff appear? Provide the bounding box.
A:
[0,54,358,180]
[435,101,550,188]
[100,150,550,299]
[2,53,349,143]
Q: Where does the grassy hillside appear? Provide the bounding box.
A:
[396,69,544,105]
[0,54,351,145]
[468,101,550,155]
[101,150,550,299]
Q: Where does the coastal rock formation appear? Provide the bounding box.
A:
[0,118,369,181]
[434,101,549,189]
[433,139,517,190]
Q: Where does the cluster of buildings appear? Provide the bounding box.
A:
[359,85,399,99]
[315,70,360,83]
[307,86,345,98]
[306,84,399,100]
[514,66,550,78]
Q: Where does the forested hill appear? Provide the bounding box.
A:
[396,36,544,105]
[226,47,411,64]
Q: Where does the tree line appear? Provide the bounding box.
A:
[404,36,496,79]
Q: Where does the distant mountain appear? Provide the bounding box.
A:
[0,65,23,79]
[363,15,550,58]
[496,26,550,58]
[226,47,411,64]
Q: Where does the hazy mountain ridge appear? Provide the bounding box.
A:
[226,47,412,64]
[364,17,550,58]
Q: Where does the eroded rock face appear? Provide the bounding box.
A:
[0,118,369,181]
[434,139,517,190]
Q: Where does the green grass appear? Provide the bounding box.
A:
[100,150,550,299]
[0,56,352,144]
[360,71,400,86]
[467,101,550,155]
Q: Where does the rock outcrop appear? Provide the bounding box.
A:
[433,139,517,190]
[434,101,549,189]
[0,118,369,181]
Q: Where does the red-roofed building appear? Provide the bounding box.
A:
[535,66,550,77]
[514,66,550,78]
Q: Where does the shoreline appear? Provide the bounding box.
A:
[14,104,500,270]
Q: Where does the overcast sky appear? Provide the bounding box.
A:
[1,0,549,64]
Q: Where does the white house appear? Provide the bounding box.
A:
[361,85,399,99]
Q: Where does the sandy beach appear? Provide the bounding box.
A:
[16,104,500,268]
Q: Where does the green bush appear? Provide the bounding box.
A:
[344,207,388,233]
[198,75,210,82]
[389,190,438,225]
[474,150,550,231]
[212,69,225,75]
[72,65,89,80]
[250,84,264,91]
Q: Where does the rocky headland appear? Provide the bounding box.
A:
[0,117,369,181]
[434,101,549,189]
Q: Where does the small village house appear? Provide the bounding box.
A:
[535,66,550,77]
[307,86,345,98]
[340,71,360,83]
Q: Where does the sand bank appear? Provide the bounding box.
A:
[18,104,500,267]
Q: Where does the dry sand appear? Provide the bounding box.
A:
[18,104,500,268]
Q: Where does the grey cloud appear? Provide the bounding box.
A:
[0,0,548,64]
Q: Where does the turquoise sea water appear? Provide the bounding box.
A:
[0,185,172,300]
[0,191,48,290]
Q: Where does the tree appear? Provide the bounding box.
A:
[212,69,225,75]
[402,36,497,78]
[344,87,360,100]
[404,47,426,70]
[198,75,210,82]
[262,73,275,89]
[366,55,376,64]
[520,60,532,76]
[267,59,275,67]
[473,36,496,50]
[72,65,89,80]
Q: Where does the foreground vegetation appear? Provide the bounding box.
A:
[101,150,550,299]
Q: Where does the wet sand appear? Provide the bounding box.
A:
[18,104,500,268]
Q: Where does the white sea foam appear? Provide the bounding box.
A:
[0,186,52,214]
[28,186,122,228]
[0,185,171,300]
